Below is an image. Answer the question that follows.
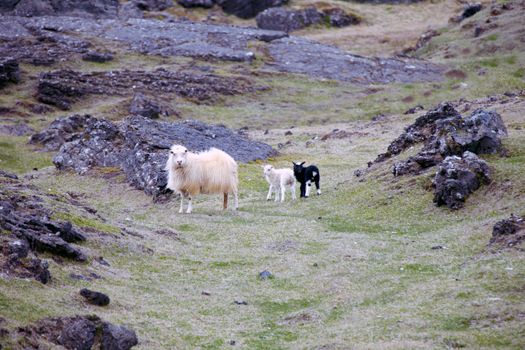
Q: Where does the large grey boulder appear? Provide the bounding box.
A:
[256,7,323,32]
[256,6,360,32]
[19,315,138,350]
[102,322,139,350]
[432,151,491,209]
[375,103,507,176]
[217,0,288,19]
[49,115,276,196]
[129,93,163,119]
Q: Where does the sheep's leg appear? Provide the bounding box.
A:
[291,183,297,200]
[266,184,273,201]
[300,182,306,198]
[280,182,286,202]
[274,186,280,202]
[305,180,312,197]
[186,197,193,214]
[179,194,184,213]
[223,193,228,210]
[315,177,321,195]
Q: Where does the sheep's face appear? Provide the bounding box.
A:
[263,165,274,177]
[169,145,189,168]
[292,161,305,175]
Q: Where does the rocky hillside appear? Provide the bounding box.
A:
[0,0,524,349]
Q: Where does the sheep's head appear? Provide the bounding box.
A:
[263,165,274,176]
[168,144,189,168]
[292,161,305,175]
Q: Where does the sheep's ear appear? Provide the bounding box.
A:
[292,161,296,165]
[300,161,305,166]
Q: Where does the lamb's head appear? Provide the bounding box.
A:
[292,161,305,176]
[263,164,274,177]
[168,144,189,169]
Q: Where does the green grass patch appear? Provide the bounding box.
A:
[177,223,197,232]
[0,136,53,174]
[441,315,471,331]
[485,34,498,41]
[257,298,320,316]
[244,322,298,349]
[52,211,120,234]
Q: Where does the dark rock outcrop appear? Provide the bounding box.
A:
[50,115,276,196]
[266,36,444,83]
[133,0,174,11]
[0,173,88,264]
[2,249,51,284]
[490,214,525,248]
[217,0,288,19]
[60,317,96,350]
[102,323,139,350]
[0,58,20,88]
[377,102,460,162]
[37,69,259,110]
[80,288,111,306]
[177,0,214,8]
[18,315,138,350]
[129,93,162,119]
[256,6,360,32]
[375,103,507,176]
[461,3,483,19]
[1,0,120,18]
[82,51,114,63]
[29,114,95,151]
[432,151,491,209]
[1,16,441,83]
[323,7,360,27]
[256,7,323,33]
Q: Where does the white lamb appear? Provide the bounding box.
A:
[263,165,296,202]
[165,144,239,213]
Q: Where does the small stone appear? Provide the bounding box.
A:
[96,256,110,266]
[258,270,273,280]
[80,288,110,306]
[234,300,248,305]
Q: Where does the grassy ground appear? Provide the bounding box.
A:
[1,0,525,349]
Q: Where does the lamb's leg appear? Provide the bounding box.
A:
[186,197,193,214]
[291,183,296,200]
[305,180,311,197]
[315,177,321,195]
[266,184,273,201]
[274,186,280,202]
[280,182,286,202]
[223,193,228,210]
[300,182,306,198]
[179,194,184,213]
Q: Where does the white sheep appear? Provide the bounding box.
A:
[165,144,238,213]
[263,165,296,202]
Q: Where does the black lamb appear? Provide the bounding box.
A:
[292,161,321,198]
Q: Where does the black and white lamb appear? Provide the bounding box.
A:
[292,161,321,198]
